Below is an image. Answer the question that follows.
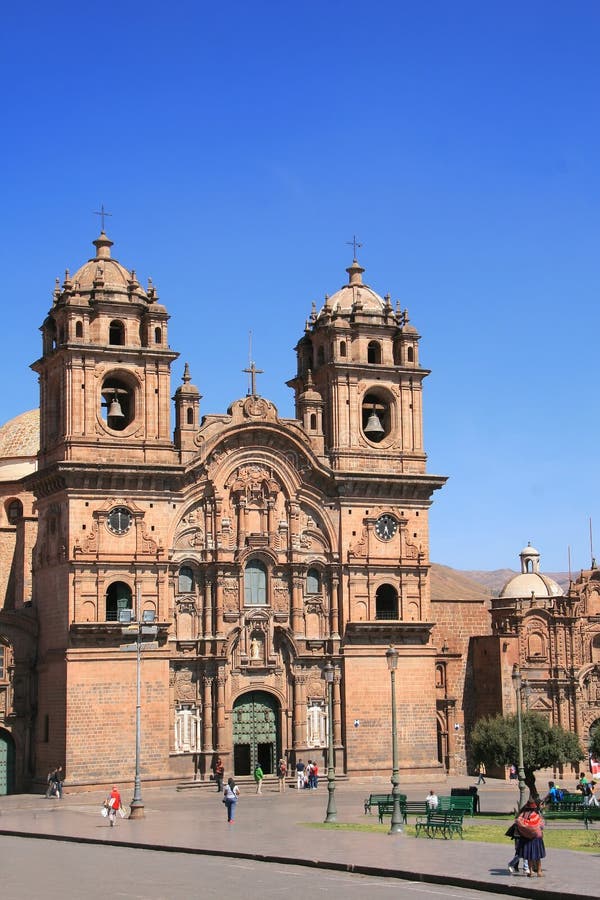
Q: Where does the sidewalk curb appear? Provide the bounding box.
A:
[0,828,595,900]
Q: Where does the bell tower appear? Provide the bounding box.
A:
[289,252,447,779]
[32,231,178,467]
[289,255,427,475]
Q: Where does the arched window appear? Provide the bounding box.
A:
[109,320,125,346]
[367,341,381,364]
[154,327,162,344]
[592,634,600,663]
[375,584,398,620]
[435,663,446,688]
[178,566,194,593]
[75,321,83,338]
[105,581,132,621]
[407,346,414,363]
[527,632,546,658]
[186,408,194,425]
[244,559,267,605]
[306,568,321,594]
[309,413,317,430]
[340,341,347,358]
[6,499,22,525]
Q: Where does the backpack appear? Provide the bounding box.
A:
[556,788,565,801]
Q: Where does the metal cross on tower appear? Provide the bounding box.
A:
[243,361,264,397]
[346,234,363,260]
[93,204,112,232]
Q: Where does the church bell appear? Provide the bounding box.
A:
[364,408,384,435]
[107,395,125,419]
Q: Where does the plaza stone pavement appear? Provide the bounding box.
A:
[0,777,598,900]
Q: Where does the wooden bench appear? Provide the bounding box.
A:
[364,792,406,814]
[415,810,465,839]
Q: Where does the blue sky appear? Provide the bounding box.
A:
[1,1,599,572]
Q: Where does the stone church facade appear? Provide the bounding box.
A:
[2,233,596,795]
[1,232,464,792]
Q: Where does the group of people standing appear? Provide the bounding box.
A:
[294,759,319,789]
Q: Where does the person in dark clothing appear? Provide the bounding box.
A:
[213,757,224,792]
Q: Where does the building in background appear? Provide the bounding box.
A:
[471,544,600,772]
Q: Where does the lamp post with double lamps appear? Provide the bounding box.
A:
[386,645,402,834]
[512,663,528,810]
[323,660,337,823]
[120,591,158,820]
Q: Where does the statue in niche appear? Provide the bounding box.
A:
[250,635,263,661]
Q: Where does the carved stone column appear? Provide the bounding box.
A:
[202,674,214,753]
[216,670,227,751]
[330,571,340,639]
[333,668,342,748]
[292,672,307,749]
[291,573,304,638]
[215,571,224,637]
[203,573,214,637]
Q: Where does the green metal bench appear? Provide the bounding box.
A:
[376,798,425,823]
[583,805,600,829]
[415,810,465,839]
[365,792,406,814]
[439,795,474,816]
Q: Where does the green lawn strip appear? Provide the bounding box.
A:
[303,821,600,853]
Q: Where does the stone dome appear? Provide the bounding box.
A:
[319,259,386,317]
[67,232,147,299]
[499,543,563,600]
[499,571,563,600]
[0,409,39,480]
[0,409,39,458]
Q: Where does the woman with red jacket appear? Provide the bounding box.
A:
[106,785,122,827]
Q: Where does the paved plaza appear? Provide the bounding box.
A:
[0,777,597,899]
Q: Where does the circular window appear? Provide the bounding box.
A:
[107,507,133,535]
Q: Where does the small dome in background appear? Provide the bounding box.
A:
[0,409,39,481]
[499,543,563,599]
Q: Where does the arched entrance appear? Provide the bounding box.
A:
[0,729,15,795]
[232,691,280,776]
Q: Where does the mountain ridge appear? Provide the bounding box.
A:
[430,564,571,601]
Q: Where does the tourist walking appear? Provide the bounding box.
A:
[223,777,239,823]
[106,785,122,827]
[278,757,287,792]
[296,759,305,790]
[511,799,546,877]
[254,763,264,794]
[476,762,486,785]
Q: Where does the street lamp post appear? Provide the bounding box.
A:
[512,663,528,810]
[323,661,337,823]
[386,645,402,834]
[121,590,158,820]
